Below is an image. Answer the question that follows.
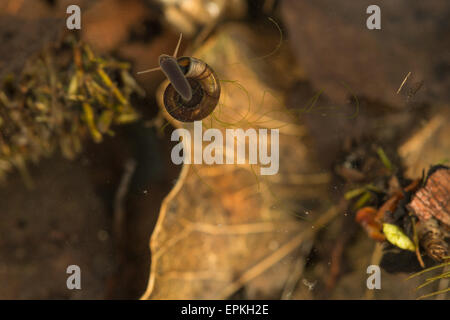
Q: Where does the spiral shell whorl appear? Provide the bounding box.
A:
[164,57,220,122]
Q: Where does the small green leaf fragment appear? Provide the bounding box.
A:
[383,223,416,251]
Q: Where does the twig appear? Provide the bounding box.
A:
[217,206,340,299]
[397,72,411,94]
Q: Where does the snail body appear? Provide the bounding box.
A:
[138,34,221,122]
[158,54,193,101]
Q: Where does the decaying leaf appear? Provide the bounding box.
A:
[141,23,337,299]
[398,110,450,179]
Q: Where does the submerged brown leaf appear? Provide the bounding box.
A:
[142,23,337,299]
[398,110,450,179]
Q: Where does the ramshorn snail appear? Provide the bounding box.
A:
[137,34,221,122]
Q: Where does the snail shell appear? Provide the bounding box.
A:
[163,57,221,122]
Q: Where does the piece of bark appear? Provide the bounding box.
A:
[409,167,450,228]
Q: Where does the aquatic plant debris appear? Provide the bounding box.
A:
[0,35,140,183]
[407,257,450,299]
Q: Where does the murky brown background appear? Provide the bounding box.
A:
[0,0,448,299]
